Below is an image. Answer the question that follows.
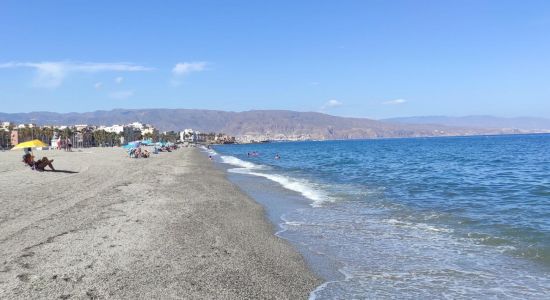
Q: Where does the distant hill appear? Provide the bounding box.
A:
[384,115,550,131]
[0,109,535,140]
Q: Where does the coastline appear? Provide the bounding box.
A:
[0,147,321,299]
[212,137,550,298]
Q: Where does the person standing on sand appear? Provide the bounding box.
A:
[65,137,71,151]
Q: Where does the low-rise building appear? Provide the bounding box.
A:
[103,124,125,134]
[128,122,144,130]
[141,127,158,137]
[74,124,90,131]
[180,129,200,142]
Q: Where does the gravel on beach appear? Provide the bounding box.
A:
[0,147,321,299]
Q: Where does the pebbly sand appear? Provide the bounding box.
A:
[0,147,321,299]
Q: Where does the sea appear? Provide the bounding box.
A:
[206,134,550,299]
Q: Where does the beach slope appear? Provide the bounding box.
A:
[0,147,320,299]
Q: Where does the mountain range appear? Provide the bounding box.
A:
[1,109,547,140]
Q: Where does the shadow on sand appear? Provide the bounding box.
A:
[43,170,79,174]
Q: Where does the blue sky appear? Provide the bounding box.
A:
[1,0,549,119]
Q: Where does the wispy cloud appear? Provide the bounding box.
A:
[310,81,320,86]
[0,61,152,88]
[108,90,134,99]
[94,82,103,90]
[321,99,343,110]
[171,61,208,86]
[382,98,407,105]
[172,62,207,76]
[115,76,124,84]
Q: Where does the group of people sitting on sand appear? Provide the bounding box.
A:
[128,147,151,158]
[127,144,180,158]
[157,145,177,152]
[22,148,55,171]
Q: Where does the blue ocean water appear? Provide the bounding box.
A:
[209,134,550,298]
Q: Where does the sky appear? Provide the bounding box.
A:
[1,0,549,119]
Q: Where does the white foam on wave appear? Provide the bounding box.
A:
[200,146,219,156]
[230,168,330,207]
[384,218,454,233]
[220,155,262,169]
[219,155,330,207]
[284,221,304,226]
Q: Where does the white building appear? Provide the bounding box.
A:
[1,122,12,132]
[103,125,125,134]
[141,127,157,136]
[74,124,89,131]
[128,122,144,130]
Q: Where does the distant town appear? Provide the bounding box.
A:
[0,121,236,149]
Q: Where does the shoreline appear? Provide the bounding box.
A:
[211,137,550,298]
[0,147,321,299]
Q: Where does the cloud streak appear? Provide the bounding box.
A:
[382,98,407,105]
[172,62,207,76]
[321,99,343,110]
[0,61,152,88]
[171,61,208,86]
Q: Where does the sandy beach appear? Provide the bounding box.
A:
[0,147,320,299]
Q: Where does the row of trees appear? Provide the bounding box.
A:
[1,126,80,146]
[0,130,11,149]
[0,126,184,149]
[91,130,124,147]
[160,131,179,143]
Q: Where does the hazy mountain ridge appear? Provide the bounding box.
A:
[384,115,550,130]
[0,109,537,140]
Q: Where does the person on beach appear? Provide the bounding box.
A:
[22,148,55,171]
[22,148,34,167]
[34,157,55,171]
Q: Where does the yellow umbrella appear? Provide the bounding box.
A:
[11,139,48,150]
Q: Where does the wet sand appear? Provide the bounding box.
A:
[0,147,321,299]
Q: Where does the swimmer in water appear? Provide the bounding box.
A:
[275,153,280,159]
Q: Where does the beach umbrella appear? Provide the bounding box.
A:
[11,139,48,150]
